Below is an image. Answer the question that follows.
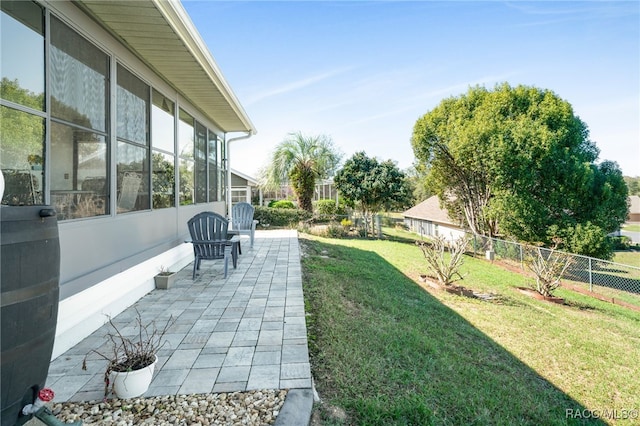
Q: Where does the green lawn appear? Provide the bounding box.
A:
[621,224,640,232]
[301,233,640,425]
[614,250,640,267]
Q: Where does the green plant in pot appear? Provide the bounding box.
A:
[82,309,174,398]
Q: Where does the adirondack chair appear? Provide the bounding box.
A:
[231,202,258,247]
[187,211,233,279]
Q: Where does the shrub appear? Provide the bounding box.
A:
[549,222,613,260]
[325,222,347,238]
[269,200,295,209]
[297,222,311,235]
[316,199,337,216]
[417,235,469,286]
[380,215,404,228]
[611,235,632,250]
[254,206,311,228]
[357,227,368,238]
[525,247,572,297]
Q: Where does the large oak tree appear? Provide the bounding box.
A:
[411,83,628,258]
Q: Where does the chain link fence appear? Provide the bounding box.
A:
[469,234,640,296]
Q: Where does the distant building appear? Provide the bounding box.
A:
[628,195,640,222]
[230,169,259,206]
[402,196,466,241]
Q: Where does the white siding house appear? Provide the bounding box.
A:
[403,196,467,242]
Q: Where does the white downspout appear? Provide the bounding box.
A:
[225,132,253,219]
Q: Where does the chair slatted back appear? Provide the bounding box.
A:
[188,212,228,260]
[232,202,255,231]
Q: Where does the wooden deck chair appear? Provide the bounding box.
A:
[187,211,232,279]
[231,202,258,247]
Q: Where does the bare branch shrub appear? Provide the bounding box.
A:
[526,247,572,297]
[417,235,470,286]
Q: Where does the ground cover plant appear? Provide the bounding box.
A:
[300,233,640,425]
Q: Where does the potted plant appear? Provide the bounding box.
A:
[154,265,176,290]
[82,309,174,398]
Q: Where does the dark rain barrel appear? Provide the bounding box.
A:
[1,205,60,426]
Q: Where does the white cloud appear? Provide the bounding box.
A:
[245,66,354,106]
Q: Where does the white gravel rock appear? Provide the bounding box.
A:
[51,390,287,425]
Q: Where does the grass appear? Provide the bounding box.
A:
[621,223,640,232]
[389,226,640,307]
[300,232,640,425]
[613,250,640,267]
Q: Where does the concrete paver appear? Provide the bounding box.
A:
[44,230,313,409]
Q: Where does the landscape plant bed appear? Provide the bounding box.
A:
[514,286,565,304]
[488,257,640,311]
[419,274,476,298]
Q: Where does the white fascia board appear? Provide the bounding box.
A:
[153,0,256,134]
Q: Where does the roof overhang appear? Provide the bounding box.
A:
[73,0,255,134]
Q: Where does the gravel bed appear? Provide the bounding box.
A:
[50,390,287,425]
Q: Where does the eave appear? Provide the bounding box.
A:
[73,0,255,134]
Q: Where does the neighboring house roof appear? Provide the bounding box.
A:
[74,0,255,134]
[629,195,640,214]
[231,169,258,187]
[403,196,458,227]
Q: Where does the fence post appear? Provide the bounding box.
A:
[588,257,593,292]
[519,245,524,269]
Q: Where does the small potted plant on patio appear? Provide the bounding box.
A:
[82,309,174,398]
[154,265,176,290]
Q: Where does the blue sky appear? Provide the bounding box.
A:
[183,1,639,178]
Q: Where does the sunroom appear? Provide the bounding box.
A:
[0,0,255,357]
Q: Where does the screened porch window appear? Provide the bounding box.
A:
[178,109,194,205]
[0,1,45,206]
[50,15,109,220]
[116,64,150,213]
[151,89,175,209]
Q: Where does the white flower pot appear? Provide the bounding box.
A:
[109,355,157,399]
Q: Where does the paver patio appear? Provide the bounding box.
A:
[44,230,312,402]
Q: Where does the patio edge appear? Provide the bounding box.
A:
[274,388,314,426]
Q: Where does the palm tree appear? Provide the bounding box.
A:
[261,132,341,212]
